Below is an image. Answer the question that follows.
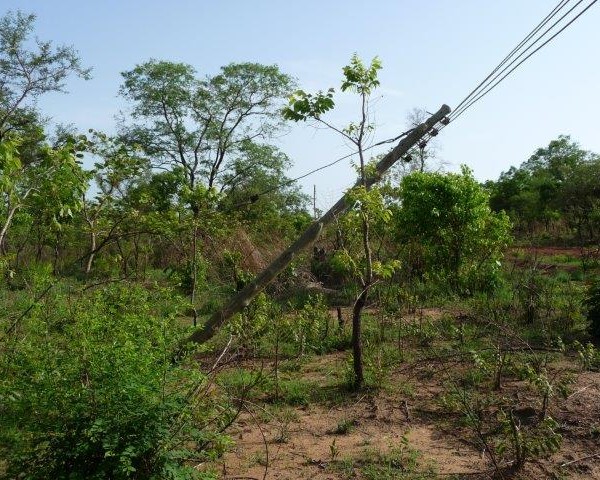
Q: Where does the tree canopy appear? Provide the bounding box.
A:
[119,60,294,193]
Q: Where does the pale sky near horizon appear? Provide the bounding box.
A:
[3,1,599,209]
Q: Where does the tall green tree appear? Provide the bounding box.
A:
[119,60,295,323]
[488,136,599,239]
[0,10,90,141]
[119,60,294,195]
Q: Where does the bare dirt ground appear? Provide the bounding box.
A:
[218,351,486,479]
[207,307,600,480]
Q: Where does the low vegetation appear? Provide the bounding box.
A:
[1,9,600,480]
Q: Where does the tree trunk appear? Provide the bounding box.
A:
[85,230,96,275]
[0,203,19,254]
[190,222,199,327]
[352,288,367,390]
[352,213,373,389]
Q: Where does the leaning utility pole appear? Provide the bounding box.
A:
[187,104,451,345]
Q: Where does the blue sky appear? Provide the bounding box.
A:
[4,1,599,208]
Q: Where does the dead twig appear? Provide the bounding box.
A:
[243,402,269,480]
[566,386,591,399]
[561,452,600,467]
[401,399,411,422]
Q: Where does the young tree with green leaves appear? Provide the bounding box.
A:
[0,137,90,259]
[283,54,397,389]
[80,132,149,275]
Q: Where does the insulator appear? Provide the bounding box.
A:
[418,141,427,150]
[440,116,450,125]
[430,128,439,137]
[403,154,413,163]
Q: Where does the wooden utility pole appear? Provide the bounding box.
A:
[187,104,450,345]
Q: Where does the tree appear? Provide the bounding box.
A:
[119,60,295,324]
[80,132,149,275]
[217,141,309,234]
[401,107,441,174]
[0,137,89,257]
[119,60,294,195]
[488,136,599,240]
[283,54,394,389]
[394,166,511,293]
[0,10,90,259]
[559,158,600,246]
[0,10,91,141]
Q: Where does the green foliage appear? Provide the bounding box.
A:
[1,136,91,255]
[519,362,572,419]
[573,340,600,371]
[120,60,294,190]
[393,166,511,293]
[272,294,338,357]
[228,292,276,353]
[282,88,335,121]
[441,377,562,472]
[28,139,92,231]
[497,412,562,469]
[0,10,90,138]
[341,54,382,94]
[275,378,313,406]
[0,284,226,479]
[282,54,381,123]
[351,438,430,480]
[217,141,310,233]
[178,254,209,296]
[487,135,600,243]
[335,184,399,283]
[332,417,358,435]
[292,294,330,354]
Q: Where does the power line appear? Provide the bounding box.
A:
[417,0,596,147]
[234,127,417,206]
[238,0,597,203]
[451,0,585,120]
[451,0,597,124]
[452,0,571,115]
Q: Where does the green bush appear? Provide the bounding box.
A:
[0,283,225,479]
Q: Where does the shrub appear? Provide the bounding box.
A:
[0,284,226,479]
